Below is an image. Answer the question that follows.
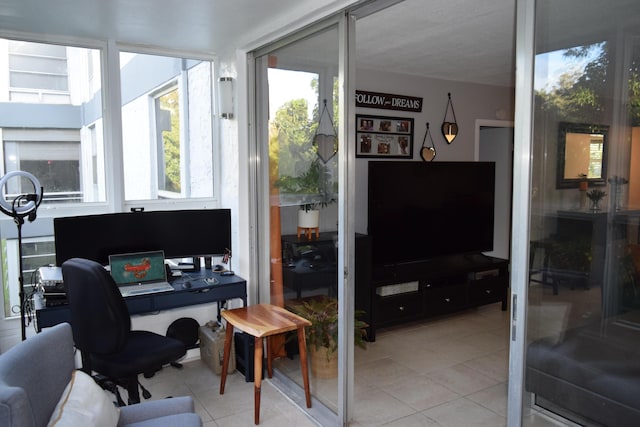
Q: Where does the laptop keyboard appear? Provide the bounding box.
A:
[119,282,174,297]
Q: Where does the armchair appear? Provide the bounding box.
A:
[62,257,187,404]
[0,322,202,427]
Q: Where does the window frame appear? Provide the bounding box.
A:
[116,44,221,210]
[0,33,224,320]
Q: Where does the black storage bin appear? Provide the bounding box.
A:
[234,331,264,382]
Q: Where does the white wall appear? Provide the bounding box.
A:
[480,126,514,260]
[354,69,515,234]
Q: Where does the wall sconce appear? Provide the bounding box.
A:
[218,77,234,119]
[420,122,436,161]
[441,92,458,144]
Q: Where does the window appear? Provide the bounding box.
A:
[155,87,181,194]
[0,39,106,204]
[0,39,220,320]
[2,237,55,319]
[588,138,603,178]
[120,52,215,201]
[8,40,70,104]
[4,130,82,203]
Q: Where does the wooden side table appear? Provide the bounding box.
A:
[219,304,312,424]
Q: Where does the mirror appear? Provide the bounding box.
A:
[556,122,608,189]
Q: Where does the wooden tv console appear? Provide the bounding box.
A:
[280,232,509,342]
[359,252,509,341]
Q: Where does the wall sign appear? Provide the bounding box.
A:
[355,90,423,112]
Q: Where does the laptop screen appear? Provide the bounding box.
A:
[109,250,167,286]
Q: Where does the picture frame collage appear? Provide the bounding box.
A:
[356,115,414,158]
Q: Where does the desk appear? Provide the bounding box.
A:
[35,270,246,332]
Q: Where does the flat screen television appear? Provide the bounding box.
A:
[367,161,495,267]
[54,209,231,266]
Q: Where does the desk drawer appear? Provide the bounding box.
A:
[125,296,154,314]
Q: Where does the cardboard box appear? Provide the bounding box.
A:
[199,325,236,375]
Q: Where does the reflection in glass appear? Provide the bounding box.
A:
[527,5,640,425]
[262,24,340,415]
[563,133,603,179]
[556,122,608,188]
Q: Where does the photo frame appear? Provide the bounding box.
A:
[356,114,414,158]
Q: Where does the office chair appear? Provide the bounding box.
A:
[62,257,187,405]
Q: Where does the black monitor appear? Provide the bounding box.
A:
[54,209,231,266]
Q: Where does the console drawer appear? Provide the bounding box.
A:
[469,277,507,304]
[424,284,466,314]
[376,292,422,324]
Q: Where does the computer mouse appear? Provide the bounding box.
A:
[182,281,192,289]
[214,264,224,272]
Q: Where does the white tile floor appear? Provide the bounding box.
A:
[138,302,572,426]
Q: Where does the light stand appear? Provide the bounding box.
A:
[0,171,43,341]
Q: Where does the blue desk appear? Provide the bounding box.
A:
[35,270,247,332]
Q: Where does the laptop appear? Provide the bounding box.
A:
[109,250,175,297]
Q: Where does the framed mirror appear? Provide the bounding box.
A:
[556,122,608,189]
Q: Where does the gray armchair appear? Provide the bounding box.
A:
[0,322,202,427]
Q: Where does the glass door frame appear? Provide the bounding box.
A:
[507,0,535,425]
[249,12,357,425]
[510,1,640,425]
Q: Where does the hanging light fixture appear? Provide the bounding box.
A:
[441,92,458,144]
[313,99,338,163]
[420,122,436,161]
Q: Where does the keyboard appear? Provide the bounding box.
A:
[119,282,175,297]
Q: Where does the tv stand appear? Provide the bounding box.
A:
[360,253,509,341]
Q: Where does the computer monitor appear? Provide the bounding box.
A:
[54,209,232,266]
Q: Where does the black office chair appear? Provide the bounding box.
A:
[62,257,187,405]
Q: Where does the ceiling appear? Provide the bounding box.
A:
[356,0,516,87]
[3,0,638,89]
[0,0,518,87]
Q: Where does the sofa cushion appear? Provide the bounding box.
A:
[48,370,119,427]
[0,323,75,427]
[527,320,640,425]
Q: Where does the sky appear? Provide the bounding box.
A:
[268,68,318,120]
[534,43,603,92]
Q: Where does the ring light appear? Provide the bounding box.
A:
[0,170,43,341]
[0,170,42,217]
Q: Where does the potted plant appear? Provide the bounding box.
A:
[290,297,367,378]
[586,189,606,211]
[578,173,588,191]
[275,158,337,230]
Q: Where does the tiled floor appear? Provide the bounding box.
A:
[138,302,570,426]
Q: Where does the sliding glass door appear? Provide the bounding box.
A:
[252,14,354,425]
[510,0,640,425]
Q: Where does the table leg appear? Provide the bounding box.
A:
[220,323,234,394]
[266,336,273,378]
[254,336,263,424]
[297,326,312,408]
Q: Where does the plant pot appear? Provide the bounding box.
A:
[309,346,337,379]
[590,198,603,211]
[298,209,320,228]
